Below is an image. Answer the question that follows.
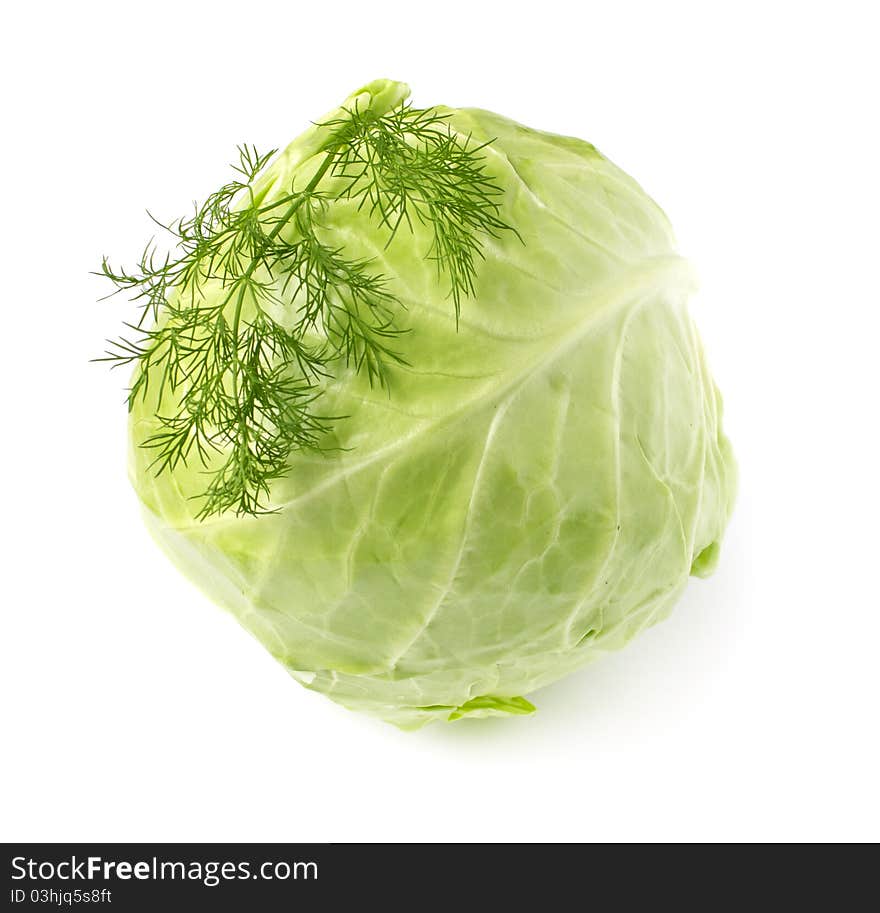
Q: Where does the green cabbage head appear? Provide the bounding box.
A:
[130,79,736,728]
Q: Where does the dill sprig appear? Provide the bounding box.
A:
[98,100,515,519]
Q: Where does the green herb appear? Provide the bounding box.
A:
[99,100,515,519]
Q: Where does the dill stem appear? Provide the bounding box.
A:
[229,150,336,342]
[225,148,337,484]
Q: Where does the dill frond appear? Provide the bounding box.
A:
[98,96,516,519]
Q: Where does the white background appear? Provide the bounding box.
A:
[2,0,878,842]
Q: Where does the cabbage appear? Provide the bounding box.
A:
[129,80,736,728]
